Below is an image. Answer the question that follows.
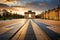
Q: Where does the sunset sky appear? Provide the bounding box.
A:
[0,0,60,15]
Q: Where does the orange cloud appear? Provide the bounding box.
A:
[4,0,17,2]
[3,0,17,5]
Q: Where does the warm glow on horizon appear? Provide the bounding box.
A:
[29,14,31,18]
[0,7,42,15]
[11,10,42,15]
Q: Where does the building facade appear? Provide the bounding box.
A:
[40,7,60,21]
[24,10,36,19]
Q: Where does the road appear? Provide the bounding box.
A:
[0,19,60,40]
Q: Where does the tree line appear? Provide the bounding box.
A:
[0,9,24,20]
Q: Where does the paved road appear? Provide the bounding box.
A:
[0,19,27,40]
[0,19,60,40]
[33,19,60,40]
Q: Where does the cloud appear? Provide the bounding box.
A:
[0,3,9,7]
[0,3,19,11]
[25,1,48,11]
[4,0,17,2]
[0,0,17,6]
[0,0,59,15]
[11,6,26,8]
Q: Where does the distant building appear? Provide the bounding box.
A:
[40,7,60,20]
[24,10,36,19]
[0,9,4,16]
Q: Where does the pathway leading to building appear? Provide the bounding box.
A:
[0,19,60,40]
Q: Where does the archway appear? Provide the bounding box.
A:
[29,14,31,18]
[24,10,36,19]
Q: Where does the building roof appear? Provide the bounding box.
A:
[24,10,35,14]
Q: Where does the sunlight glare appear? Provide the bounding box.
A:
[29,14,31,18]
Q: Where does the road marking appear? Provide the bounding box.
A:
[31,20,51,40]
[33,19,60,40]
[0,28,11,35]
[24,20,37,40]
[0,23,22,35]
[11,20,29,40]
[0,21,25,40]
